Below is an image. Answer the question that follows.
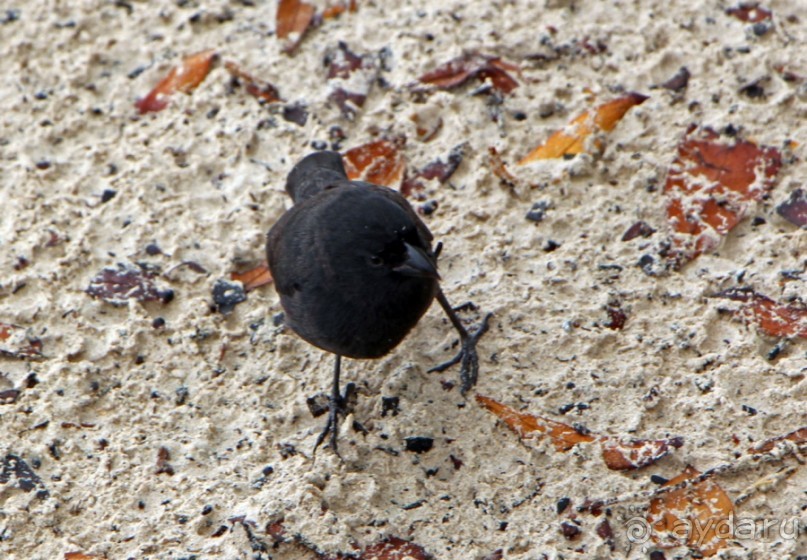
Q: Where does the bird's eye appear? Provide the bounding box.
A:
[369,255,383,266]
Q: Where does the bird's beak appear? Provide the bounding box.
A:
[394,243,440,279]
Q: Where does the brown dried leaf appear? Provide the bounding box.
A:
[135,50,217,114]
[622,221,656,241]
[326,42,376,119]
[776,188,807,227]
[476,395,596,452]
[401,143,465,197]
[361,536,431,560]
[663,126,782,265]
[0,322,43,359]
[726,2,772,22]
[322,0,358,19]
[231,263,273,292]
[156,446,175,475]
[418,52,520,94]
[599,436,683,470]
[276,0,315,53]
[224,61,282,103]
[647,466,734,556]
[748,427,807,454]
[714,287,806,339]
[86,263,174,306]
[343,137,406,188]
[519,92,648,163]
[65,553,99,560]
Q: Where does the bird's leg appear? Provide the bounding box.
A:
[428,289,492,395]
[313,355,356,456]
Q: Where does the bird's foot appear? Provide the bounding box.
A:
[429,312,492,394]
[313,382,357,456]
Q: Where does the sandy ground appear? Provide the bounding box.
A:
[1,0,805,558]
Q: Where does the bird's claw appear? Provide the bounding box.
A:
[429,312,492,395]
[313,382,356,456]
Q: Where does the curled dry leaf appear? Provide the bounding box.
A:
[599,436,683,470]
[343,137,406,188]
[476,395,596,452]
[714,287,807,339]
[748,427,807,454]
[418,52,520,94]
[401,143,465,197]
[663,126,782,265]
[776,188,807,227]
[86,263,174,306]
[325,42,377,119]
[224,61,282,103]
[647,466,734,557]
[231,263,273,292]
[276,0,315,53]
[726,2,772,22]
[0,322,43,359]
[519,92,648,163]
[135,50,217,114]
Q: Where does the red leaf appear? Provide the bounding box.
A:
[343,137,406,188]
[663,126,782,265]
[86,263,174,306]
[726,2,772,22]
[361,536,430,560]
[135,50,217,114]
[224,61,282,103]
[714,288,807,339]
[276,0,315,53]
[599,436,683,470]
[418,52,519,94]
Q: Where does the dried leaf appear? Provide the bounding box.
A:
[776,188,807,227]
[647,466,734,556]
[487,146,519,188]
[418,52,519,94]
[86,263,174,306]
[726,2,772,22]
[476,395,595,452]
[224,61,282,103]
[135,50,217,114]
[156,446,174,475]
[663,126,782,265]
[276,0,315,53]
[599,436,683,470]
[0,389,21,404]
[714,288,807,339]
[0,322,43,359]
[65,553,99,560]
[343,137,406,188]
[748,427,807,454]
[604,304,627,330]
[401,143,465,197]
[326,42,376,119]
[622,221,656,241]
[519,92,648,163]
[0,454,49,498]
[660,67,691,92]
[231,263,273,292]
[362,536,431,560]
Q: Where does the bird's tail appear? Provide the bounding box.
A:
[285,151,348,203]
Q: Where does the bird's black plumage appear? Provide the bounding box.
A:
[266,151,490,454]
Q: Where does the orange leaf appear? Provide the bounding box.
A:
[322,0,358,19]
[519,92,647,163]
[231,263,273,292]
[599,436,683,470]
[135,50,217,114]
[748,427,807,454]
[714,288,807,339]
[476,395,595,452]
[647,466,734,556]
[663,126,782,265]
[276,0,315,53]
[342,137,406,188]
[65,554,98,560]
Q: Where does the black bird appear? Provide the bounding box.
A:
[266,151,491,453]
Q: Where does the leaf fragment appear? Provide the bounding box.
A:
[714,287,806,339]
[135,50,217,114]
[325,42,377,119]
[647,466,734,556]
[276,0,315,53]
[600,436,683,470]
[418,52,520,94]
[224,61,282,103]
[0,453,49,499]
[231,263,273,292]
[401,143,465,197]
[343,137,406,188]
[726,2,772,22]
[86,263,174,306]
[748,427,807,454]
[519,92,648,163]
[0,322,43,359]
[663,126,782,265]
[776,188,807,227]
